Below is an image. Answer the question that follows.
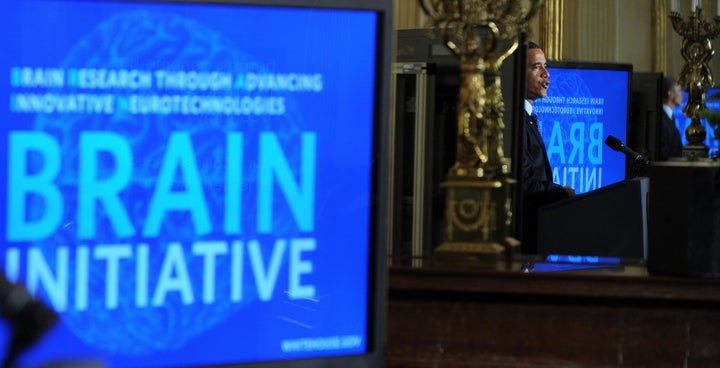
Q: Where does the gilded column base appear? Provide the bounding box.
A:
[682,143,710,158]
[433,177,519,266]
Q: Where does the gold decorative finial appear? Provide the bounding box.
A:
[669,6,720,157]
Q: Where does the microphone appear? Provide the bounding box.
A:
[1,273,58,368]
[604,135,649,165]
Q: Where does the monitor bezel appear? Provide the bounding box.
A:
[2,0,393,367]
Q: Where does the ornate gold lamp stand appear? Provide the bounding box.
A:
[669,5,720,157]
[419,0,543,261]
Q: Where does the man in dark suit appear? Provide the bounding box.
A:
[520,41,575,254]
[659,76,683,161]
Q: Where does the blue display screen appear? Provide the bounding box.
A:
[533,63,631,194]
[1,0,380,367]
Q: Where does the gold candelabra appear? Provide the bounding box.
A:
[669,5,720,157]
[419,0,543,260]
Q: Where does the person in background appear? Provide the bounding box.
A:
[659,76,684,161]
[520,41,575,255]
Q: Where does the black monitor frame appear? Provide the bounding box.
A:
[1,0,393,367]
[630,72,663,163]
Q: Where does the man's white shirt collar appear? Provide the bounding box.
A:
[662,104,674,119]
[524,99,533,116]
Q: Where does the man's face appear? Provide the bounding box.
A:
[670,84,683,107]
[526,48,550,102]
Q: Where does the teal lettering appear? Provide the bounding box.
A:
[27,247,69,311]
[152,243,194,305]
[7,132,62,241]
[78,132,134,239]
[289,238,316,299]
[257,133,316,233]
[192,241,228,304]
[248,239,285,301]
[94,244,132,309]
[547,121,566,164]
[589,123,603,164]
[568,122,585,164]
[224,133,243,234]
[144,133,211,237]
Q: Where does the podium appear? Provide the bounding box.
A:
[537,177,649,260]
